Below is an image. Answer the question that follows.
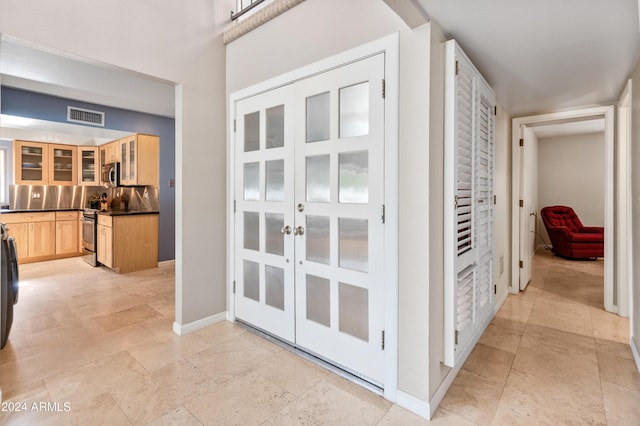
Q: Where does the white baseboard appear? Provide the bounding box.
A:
[173,311,227,335]
[395,390,431,420]
[158,259,176,267]
[632,336,640,374]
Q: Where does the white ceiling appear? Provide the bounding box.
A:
[415,0,640,116]
[529,118,605,139]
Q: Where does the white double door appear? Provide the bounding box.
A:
[234,54,385,384]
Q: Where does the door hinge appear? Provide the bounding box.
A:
[233,119,237,132]
[382,79,386,99]
[381,330,385,350]
[454,195,459,209]
[494,195,497,205]
[519,199,524,208]
[494,105,497,116]
[519,138,524,147]
[234,200,237,213]
[519,260,523,269]
[233,280,236,293]
[494,284,497,294]
[455,60,459,76]
[381,204,386,224]
[455,330,459,345]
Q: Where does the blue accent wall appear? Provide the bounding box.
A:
[1,86,175,261]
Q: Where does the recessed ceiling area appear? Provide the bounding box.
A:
[529,118,605,139]
[0,34,176,144]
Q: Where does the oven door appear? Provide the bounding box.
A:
[82,215,95,252]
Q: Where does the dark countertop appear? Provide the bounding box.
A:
[98,209,159,216]
[0,208,79,214]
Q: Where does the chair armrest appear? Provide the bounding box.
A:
[580,226,604,234]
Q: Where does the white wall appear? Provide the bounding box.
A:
[0,0,235,326]
[629,58,640,363]
[537,132,605,245]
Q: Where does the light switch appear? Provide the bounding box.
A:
[169,179,175,188]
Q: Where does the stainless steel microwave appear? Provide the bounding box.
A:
[101,162,120,187]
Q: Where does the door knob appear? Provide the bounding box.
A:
[293,226,304,236]
[281,225,292,235]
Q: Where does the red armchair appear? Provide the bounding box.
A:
[540,206,604,259]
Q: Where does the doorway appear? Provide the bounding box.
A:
[511,106,618,313]
[228,35,399,394]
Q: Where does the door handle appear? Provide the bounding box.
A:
[281,225,292,235]
[293,226,304,236]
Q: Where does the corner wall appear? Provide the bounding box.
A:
[629,57,640,363]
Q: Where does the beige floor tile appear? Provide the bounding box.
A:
[438,369,503,425]
[93,304,163,332]
[127,333,210,372]
[377,404,430,425]
[69,393,131,426]
[185,372,295,426]
[192,320,247,346]
[187,334,275,384]
[493,368,606,425]
[597,350,640,392]
[601,381,640,426]
[595,337,634,360]
[72,324,158,362]
[478,323,523,354]
[249,348,329,397]
[263,379,387,426]
[148,406,202,426]
[590,306,631,344]
[461,343,514,387]
[429,407,478,425]
[323,372,392,412]
[528,294,593,337]
[44,351,148,408]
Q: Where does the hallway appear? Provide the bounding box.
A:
[0,251,637,424]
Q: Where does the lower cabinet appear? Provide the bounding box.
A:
[97,213,158,273]
[2,212,60,263]
[55,211,79,255]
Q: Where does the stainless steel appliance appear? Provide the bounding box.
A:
[1,222,19,349]
[82,209,99,266]
[101,162,120,187]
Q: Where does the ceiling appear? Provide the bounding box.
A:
[415,0,640,117]
[0,35,175,145]
[1,1,639,142]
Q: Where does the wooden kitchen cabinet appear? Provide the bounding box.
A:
[100,141,120,167]
[13,140,49,185]
[55,211,79,255]
[48,144,77,185]
[13,141,77,185]
[119,134,159,186]
[97,213,158,273]
[2,212,56,263]
[78,146,100,185]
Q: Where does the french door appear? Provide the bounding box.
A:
[234,54,386,384]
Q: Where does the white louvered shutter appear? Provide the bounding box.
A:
[444,40,496,368]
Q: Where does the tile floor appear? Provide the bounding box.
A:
[0,250,637,425]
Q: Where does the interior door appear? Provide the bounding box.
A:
[519,126,535,290]
[293,53,386,385]
[234,85,296,343]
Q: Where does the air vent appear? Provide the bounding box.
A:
[67,106,105,127]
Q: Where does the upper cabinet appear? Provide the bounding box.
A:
[49,144,77,185]
[14,141,77,185]
[14,141,49,185]
[100,141,120,167]
[119,134,159,186]
[78,146,100,186]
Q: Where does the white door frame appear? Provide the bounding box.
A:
[227,33,399,400]
[617,80,632,318]
[511,106,616,313]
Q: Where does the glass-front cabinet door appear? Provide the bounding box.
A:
[48,144,77,185]
[14,140,49,185]
[120,136,137,185]
[78,146,99,186]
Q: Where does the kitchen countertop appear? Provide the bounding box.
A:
[98,209,159,216]
[0,208,79,214]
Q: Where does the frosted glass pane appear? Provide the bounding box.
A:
[306,154,330,202]
[243,162,260,201]
[265,213,284,256]
[339,151,368,204]
[266,105,285,149]
[339,218,368,272]
[265,265,285,310]
[243,260,259,302]
[244,111,260,152]
[339,282,369,341]
[340,82,369,138]
[243,212,259,251]
[265,159,284,202]
[306,216,330,264]
[306,274,330,327]
[306,92,330,143]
